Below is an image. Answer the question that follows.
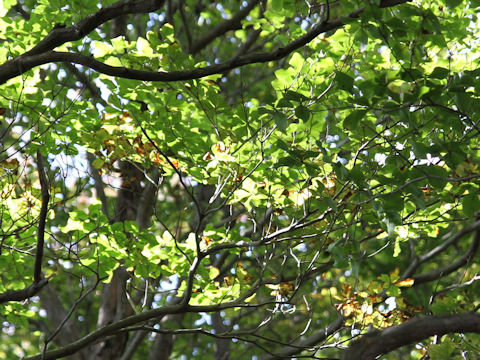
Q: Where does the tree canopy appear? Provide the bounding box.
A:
[0,0,480,359]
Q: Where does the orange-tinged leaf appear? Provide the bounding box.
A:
[202,236,212,245]
[368,295,383,303]
[279,282,294,295]
[136,144,146,156]
[213,142,227,153]
[152,152,163,164]
[421,187,433,194]
[336,301,359,316]
[341,283,353,297]
[1,158,19,169]
[203,152,213,161]
[395,278,415,287]
[322,175,336,196]
[120,111,133,122]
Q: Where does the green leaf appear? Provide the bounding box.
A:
[335,71,354,92]
[455,92,473,112]
[428,337,455,360]
[445,0,463,9]
[283,90,308,103]
[348,165,367,189]
[273,111,288,132]
[343,110,367,131]
[382,193,404,213]
[328,242,349,269]
[462,193,478,217]
[295,105,310,121]
[430,67,450,79]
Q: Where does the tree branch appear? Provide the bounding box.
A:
[261,316,345,360]
[189,0,261,54]
[0,1,411,85]
[62,62,107,104]
[343,313,480,360]
[0,153,51,304]
[25,289,267,360]
[401,219,480,280]
[412,226,480,284]
[34,150,49,283]
[0,278,49,304]
[25,0,165,57]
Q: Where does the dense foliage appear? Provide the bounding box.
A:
[0,0,479,359]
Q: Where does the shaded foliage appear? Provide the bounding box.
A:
[0,0,479,359]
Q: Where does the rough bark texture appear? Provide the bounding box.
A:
[343,313,480,360]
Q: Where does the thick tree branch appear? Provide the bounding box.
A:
[34,150,49,283]
[189,0,261,54]
[24,303,185,360]
[25,295,266,360]
[343,313,480,360]
[412,227,480,284]
[0,278,49,304]
[0,1,411,85]
[25,0,165,57]
[402,219,480,280]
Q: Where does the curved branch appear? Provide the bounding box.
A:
[24,284,263,360]
[412,227,480,284]
[343,313,480,360]
[190,0,261,54]
[25,303,186,360]
[25,0,165,56]
[0,1,411,85]
[0,278,49,304]
[402,219,480,280]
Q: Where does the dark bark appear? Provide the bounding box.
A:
[0,278,48,304]
[0,1,411,85]
[343,313,480,360]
